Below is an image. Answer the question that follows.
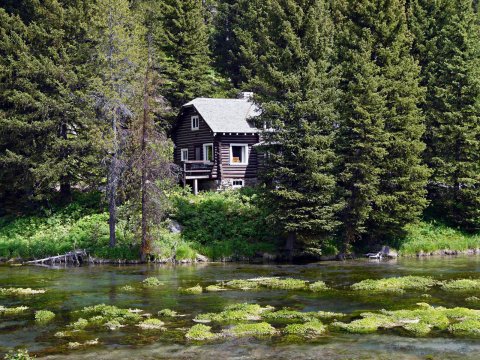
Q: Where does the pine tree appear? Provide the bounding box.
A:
[409,0,480,231]
[0,0,102,210]
[246,0,343,254]
[153,0,215,109]
[91,0,146,247]
[335,0,429,249]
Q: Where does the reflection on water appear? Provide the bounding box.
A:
[0,256,479,359]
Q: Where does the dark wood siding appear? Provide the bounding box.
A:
[216,134,260,179]
[173,105,260,181]
[174,107,215,161]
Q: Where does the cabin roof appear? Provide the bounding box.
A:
[183,98,260,133]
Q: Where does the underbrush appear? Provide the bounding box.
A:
[395,221,480,255]
[171,187,279,260]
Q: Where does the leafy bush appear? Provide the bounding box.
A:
[395,221,480,255]
[171,188,279,259]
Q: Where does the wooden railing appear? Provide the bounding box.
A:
[182,160,215,180]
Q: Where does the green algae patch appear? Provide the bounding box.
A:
[441,279,480,291]
[402,322,432,336]
[448,319,480,337]
[284,321,326,337]
[69,318,89,330]
[223,322,277,337]
[257,278,308,290]
[262,309,316,323]
[309,281,329,292]
[466,296,480,303]
[185,324,217,341]
[351,276,437,293]
[67,304,143,330]
[205,285,228,292]
[333,314,395,334]
[158,309,178,317]
[179,284,203,294]
[316,311,347,319]
[195,303,274,323]
[0,305,29,316]
[137,318,165,330]
[0,287,45,296]
[142,277,163,287]
[120,285,134,291]
[225,279,260,290]
[67,339,99,349]
[4,349,34,360]
[35,310,55,324]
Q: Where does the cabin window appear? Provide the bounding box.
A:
[180,148,188,162]
[191,115,199,130]
[203,143,213,162]
[230,144,248,165]
[232,179,244,189]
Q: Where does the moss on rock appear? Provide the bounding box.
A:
[442,279,480,292]
[137,318,165,330]
[448,319,480,336]
[195,303,274,323]
[309,281,329,292]
[223,322,277,337]
[179,284,203,294]
[351,276,437,293]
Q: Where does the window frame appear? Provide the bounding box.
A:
[229,143,249,166]
[203,143,214,162]
[232,179,244,189]
[191,115,199,131]
[180,148,189,162]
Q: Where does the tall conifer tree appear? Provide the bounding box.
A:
[408,0,480,231]
[335,0,428,249]
[247,0,343,254]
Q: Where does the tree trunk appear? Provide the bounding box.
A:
[285,232,296,261]
[108,173,116,248]
[60,180,71,202]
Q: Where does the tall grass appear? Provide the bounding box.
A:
[397,221,480,255]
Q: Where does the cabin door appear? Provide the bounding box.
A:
[194,146,202,161]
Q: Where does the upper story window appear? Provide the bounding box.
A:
[230,144,249,165]
[191,115,199,130]
[203,143,213,162]
[181,148,188,162]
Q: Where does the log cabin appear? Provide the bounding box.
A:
[173,93,261,194]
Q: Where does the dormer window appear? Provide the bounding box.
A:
[191,115,199,130]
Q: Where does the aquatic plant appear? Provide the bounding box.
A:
[179,284,203,294]
[466,296,480,303]
[205,285,228,292]
[441,279,480,291]
[284,321,326,337]
[351,276,437,293]
[105,320,124,330]
[448,319,480,336]
[257,278,308,290]
[0,306,29,315]
[225,279,260,290]
[120,285,134,291]
[67,339,99,349]
[0,288,45,296]
[308,281,329,292]
[402,322,432,336]
[35,310,55,324]
[185,324,217,341]
[142,277,163,287]
[333,314,395,334]
[77,304,142,326]
[316,311,347,319]
[262,309,316,323]
[69,318,89,330]
[223,322,277,337]
[137,318,165,330]
[3,349,34,360]
[195,303,274,323]
[158,309,178,317]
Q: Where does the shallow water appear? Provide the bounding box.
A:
[0,256,479,359]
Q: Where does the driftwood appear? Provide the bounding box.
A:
[27,250,88,266]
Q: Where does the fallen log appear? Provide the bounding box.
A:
[26,250,88,266]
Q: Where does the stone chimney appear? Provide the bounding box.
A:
[238,91,254,100]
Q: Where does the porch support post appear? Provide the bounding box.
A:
[193,178,198,195]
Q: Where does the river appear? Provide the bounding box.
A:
[0,256,479,359]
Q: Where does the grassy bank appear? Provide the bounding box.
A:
[395,221,480,256]
[0,189,278,262]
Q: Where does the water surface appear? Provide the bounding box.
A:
[0,256,479,359]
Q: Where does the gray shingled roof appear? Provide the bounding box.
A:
[183,98,260,133]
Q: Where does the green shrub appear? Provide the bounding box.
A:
[171,188,278,259]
